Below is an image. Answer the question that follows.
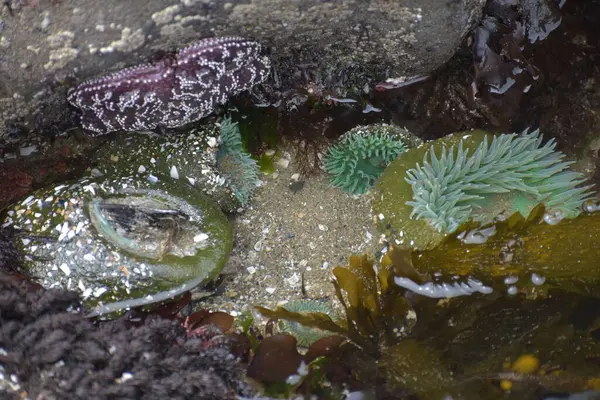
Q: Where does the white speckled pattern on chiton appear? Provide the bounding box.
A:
[67,36,271,135]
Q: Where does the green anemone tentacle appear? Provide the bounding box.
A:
[405,129,595,233]
[324,124,421,194]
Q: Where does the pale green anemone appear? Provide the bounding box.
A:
[324,124,422,194]
[374,129,596,250]
[216,118,260,206]
[278,299,337,347]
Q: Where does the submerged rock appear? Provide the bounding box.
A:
[92,118,259,213]
[2,173,232,316]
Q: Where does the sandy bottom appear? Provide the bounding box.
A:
[199,141,382,318]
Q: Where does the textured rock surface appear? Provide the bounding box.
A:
[0,0,485,138]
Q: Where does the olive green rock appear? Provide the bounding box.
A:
[2,173,232,316]
[92,125,242,213]
[373,130,594,250]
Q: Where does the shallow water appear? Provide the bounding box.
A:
[1,1,600,399]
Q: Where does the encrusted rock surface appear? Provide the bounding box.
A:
[0,0,485,138]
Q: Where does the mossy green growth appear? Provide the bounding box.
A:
[324,123,422,194]
[2,173,232,317]
[373,130,596,250]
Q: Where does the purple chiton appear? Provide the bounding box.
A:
[67,36,271,135]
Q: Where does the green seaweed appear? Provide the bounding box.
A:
[278,299,338,347]
[258,151,277,174]
[398,205,600,294]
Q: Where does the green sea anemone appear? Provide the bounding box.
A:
[217,118,260,206]
[373,129,596,250]
[324,124,422,194]
[278,299,337,347]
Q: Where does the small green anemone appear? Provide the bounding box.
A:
[324,123,422,194]
[217,118,260,206]
[278,299,337,347]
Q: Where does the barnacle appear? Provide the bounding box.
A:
[406,129,595,233]
[216,118,260,206]
[323,124,422,194]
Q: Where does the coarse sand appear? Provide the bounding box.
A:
[198,140,383,318]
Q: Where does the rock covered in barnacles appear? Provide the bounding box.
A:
[92,124,238,212]
[91,118,259,213]
[67,37,271,135]
[2,173,233,316]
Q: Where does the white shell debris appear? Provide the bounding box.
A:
[193,233,209,243]
[19,145,38,156]
[543,210,564,225]
[93,287,108,297]
[170,165,179,179]
[265,287,276,294]
[275,157,290,168]
[59,263,71,276]
[394,277,493,298]
[458,226,496,244]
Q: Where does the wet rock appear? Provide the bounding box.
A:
[2,173,233,316]
[92,122,242,213]
[0,0,485,139]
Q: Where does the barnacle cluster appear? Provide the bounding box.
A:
[323,123,422,194]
